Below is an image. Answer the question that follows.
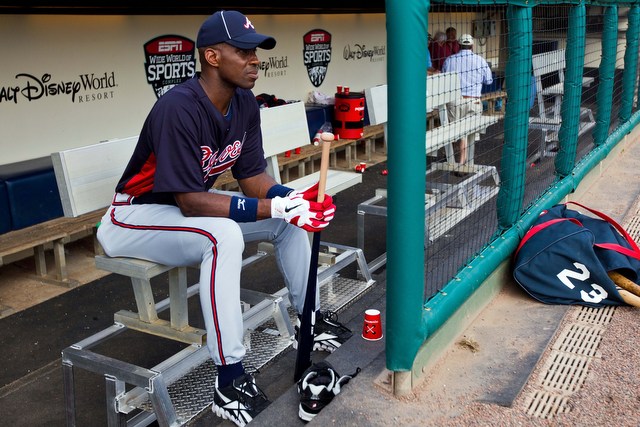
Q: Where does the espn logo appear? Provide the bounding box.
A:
[310,33,326,42]
[158,41,183,52]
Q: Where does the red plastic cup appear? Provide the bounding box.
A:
[362,309,383,341]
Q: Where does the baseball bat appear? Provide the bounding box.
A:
[608,271,640,297]
[616,288,640,307]
[609,271,640,307]
[294,131,333,382]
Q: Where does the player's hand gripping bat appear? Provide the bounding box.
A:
[294,131,333,382]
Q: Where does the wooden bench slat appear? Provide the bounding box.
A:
[0,209,102,257]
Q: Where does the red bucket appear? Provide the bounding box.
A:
[334,88,364,139]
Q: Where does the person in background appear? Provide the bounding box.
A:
[427,47,438,75]
[446,26,461,56]
[442,33,493,165]
[96,10,351,427]
[429,31,450,71]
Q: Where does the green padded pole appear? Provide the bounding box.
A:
[555,4,586,177]
[385,0,429,371]
[496,5,532,230]
[619,5,639,123]
[593,6,618,147]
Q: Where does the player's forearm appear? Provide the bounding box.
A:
[238,171,281,199]
[174,191,272,221]
[175,191,232,217]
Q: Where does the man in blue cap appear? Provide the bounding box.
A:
[97,10,351,426]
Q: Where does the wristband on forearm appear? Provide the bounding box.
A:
[266,184,294,199]
[229,195,258,222]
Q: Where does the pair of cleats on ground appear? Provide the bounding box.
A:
[212,310,353,426]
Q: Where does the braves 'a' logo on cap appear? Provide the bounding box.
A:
[303,29,332,88]
[244,17,254,30]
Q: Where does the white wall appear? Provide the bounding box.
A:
[0,13,387,165]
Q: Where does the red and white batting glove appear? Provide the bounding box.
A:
[288,182,336,221]
[271,193,336,232]
[290,182,320,202]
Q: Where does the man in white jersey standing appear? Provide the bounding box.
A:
[442,34,493,165]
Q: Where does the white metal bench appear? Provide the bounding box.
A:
[365,72,500,166]
[57,101,374,426]
[359,74,500,271]
[529,49,596,158]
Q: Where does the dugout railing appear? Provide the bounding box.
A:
[384,0,640,395]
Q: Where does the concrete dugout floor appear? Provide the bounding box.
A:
[1,134,639,426]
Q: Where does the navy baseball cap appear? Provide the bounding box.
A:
[196,11,276,50]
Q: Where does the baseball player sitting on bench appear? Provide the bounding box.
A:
[96,10,351,426]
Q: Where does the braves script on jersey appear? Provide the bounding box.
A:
[116,76,267,204]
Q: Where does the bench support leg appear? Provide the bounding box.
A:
[148,373,179,427]
[113,268,206,345]
[169,267,188,331]
[53,239,68,281]
[34,245,47,277]
[62,360,77,427]
[131,277,159,323]
[105,375,127,427]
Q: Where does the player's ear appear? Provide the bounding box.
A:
[201,46,222,68]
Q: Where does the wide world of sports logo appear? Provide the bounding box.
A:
[144,35,196,98]
[303,29,332,87]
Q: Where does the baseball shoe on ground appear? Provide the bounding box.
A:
[297,361,360,421]
[294,310,353,353]
[212,373,270,427]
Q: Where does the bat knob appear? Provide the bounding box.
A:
[320,132,335,142]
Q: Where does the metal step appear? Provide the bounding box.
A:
[125,275,375,425]
[63,241,375,427]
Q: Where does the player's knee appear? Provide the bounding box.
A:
[202,218,245,254]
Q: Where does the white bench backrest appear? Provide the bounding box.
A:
[53,102,314,215]
[426,72,461,112]
[52,136,137,217]
[532,49,566,78]
[259,101,311,183]
[364,85,389,126]
[364,72,462,126]
[260,101,310,158]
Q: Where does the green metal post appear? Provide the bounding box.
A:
[496,5,532,230]
[385,0,429,371]
[593,6,619,147]
[555,4,586,177]
[619,5,639,124]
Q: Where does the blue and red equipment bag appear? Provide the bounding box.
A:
[513,202,640,307]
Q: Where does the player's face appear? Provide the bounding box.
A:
[216,44,260,89]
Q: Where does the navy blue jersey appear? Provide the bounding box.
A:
[116,76,267,204]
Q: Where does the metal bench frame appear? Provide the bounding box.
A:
[56,101,374,426]
[529,49,596,159]
[360,73,501,271]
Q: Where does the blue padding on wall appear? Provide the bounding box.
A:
[0,181,11,234]
[6,170,64,230]
[0,156,53,181]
